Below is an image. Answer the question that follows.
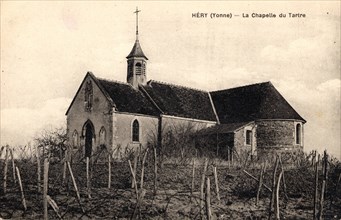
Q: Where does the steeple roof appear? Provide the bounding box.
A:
[126,40,148,60]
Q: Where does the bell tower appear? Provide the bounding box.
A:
[127,7,148,88]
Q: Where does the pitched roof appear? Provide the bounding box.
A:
[126,40,148,60]
[210,82,306,123]
[67,73,305,124]
[96,78,159,116]
[196,122,254,135]
[65,72,160,116]
[141,80,217,121]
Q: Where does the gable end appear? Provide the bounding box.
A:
[65,72,115,115]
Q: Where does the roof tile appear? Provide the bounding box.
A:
[142,80,217,121]
[210,82,306,123]
[97,78,159,116]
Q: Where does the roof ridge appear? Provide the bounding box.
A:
[97,77,131,86]
[211,81,271,94]
[147,79,208,93]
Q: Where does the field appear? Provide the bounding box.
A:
[1,147,341,219]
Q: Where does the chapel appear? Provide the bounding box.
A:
[65,9,306,160]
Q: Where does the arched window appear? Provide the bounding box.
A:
[132,119,139,142]
[245,130,252,145]
[72,130,79,148]
[135,62,142,75]
[296,124,302,145]
[99,126,106,146]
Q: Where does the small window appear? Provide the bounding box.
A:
[132,120,139,142]
[296,124,301,145]
[246,130,252,145]
[135,63,142,75]
[72,130,79,148]
[99,127,106,146]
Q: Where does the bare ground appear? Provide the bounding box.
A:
[1,159,341,219]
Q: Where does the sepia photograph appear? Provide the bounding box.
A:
[1,1,340,219]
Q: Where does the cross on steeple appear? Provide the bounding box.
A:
[134,7,141,40]
[126,7,148,88]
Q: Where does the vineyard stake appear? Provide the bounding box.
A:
[312,150,316,167]
[128,159,140,219]
[46,195,62,219]
[213,166,220,203]
[269,155,279,219]
[200,158,208,219]
[313,154,320,219]
[153,147,158,196]
[43,158,49,219]
[318,150,328,220]
[278,155,288,200]
[16,166,27,211]
[191,158,196,201]
[62,150,67,185]
[275,170,283,220]
[243,170,272,192]
[86,157,91,198]
[140,148,149,190]
[36,145,42,193]
[3,146,8,194]
[205,177,212,220]
[10,148,16,184]
[134,149,148,219]
[67,162,85,213]
[128,160,139,201]
[108,153,111,189]
[131,154,138,189]
[256,164,265,206]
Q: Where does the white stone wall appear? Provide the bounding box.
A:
[66,75,113,156]
[112,112,159,158]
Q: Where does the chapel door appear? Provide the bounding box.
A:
[85,123,93,158]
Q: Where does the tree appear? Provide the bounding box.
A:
[34,126,68,160]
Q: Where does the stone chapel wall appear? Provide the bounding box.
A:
[111,112,158,158]
[66,76,113,156]
[256,120,304,154]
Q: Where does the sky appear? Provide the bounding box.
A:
[1,1,340,159]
